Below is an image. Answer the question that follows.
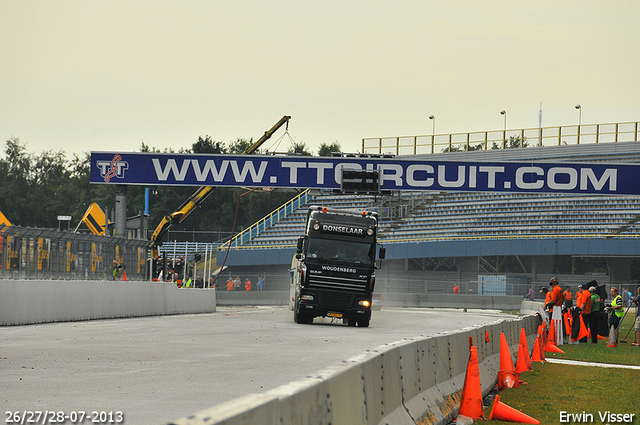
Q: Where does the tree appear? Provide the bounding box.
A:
[287,141,312,156]
[229,138,254,154]
[492,135,529,150]
[318,141,341,157]
[193,136,227,154]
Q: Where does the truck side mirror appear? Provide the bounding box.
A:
[378,246,386,260]
[296,237,304,258]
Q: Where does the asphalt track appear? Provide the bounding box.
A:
[1,306,510,424]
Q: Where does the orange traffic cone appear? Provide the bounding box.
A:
[499,333,515,371]
[457,346,485,420]
[563,311,572,337]
[497,370,520,390]
[516,342,532,372]
[544,320,565,353]
[485,330,491,343]
[531,336,543,362]
[497,333,519,390]
[597,334,607,341]
[519,328,532,370]
[545,343,565,354]
[548,319,557,345]
[489,395,540,424]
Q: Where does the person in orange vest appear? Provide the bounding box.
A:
[564,287,573,309]
[588,286,601,343]
[540,287,551,305]
[245,278,252,291]
[453,285,460,294]
[226,278,234,291]
[577,283,592,343]
[544,277,564,313]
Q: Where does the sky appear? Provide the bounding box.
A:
[1,1,639,158]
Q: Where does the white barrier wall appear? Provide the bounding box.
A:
[167,314,539,425]
[0,280,216,326]
[216,291,526,311]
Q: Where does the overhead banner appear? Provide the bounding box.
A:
[90,151,638,195]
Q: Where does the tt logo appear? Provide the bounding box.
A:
[97,155,129,182]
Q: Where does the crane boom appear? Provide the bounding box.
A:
[149,115,291,257]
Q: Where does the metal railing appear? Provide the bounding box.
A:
[0,224,149,280]
[362,121,640,156]
[218,189,313,250]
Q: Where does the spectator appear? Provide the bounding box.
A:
[257,275,264,291]
[578,283,592,343]
[544,277,564,314]
[226,278,234,291]
[245,278,252,291]
[563,286,573,309]
[540,286,550,304]
[607,287,624,344]
[526,287,534,301]
[233,276,241,291]
[622,288,630,308]
[632,287,640,347]
[588,286,601,343]
[453,285,460,295]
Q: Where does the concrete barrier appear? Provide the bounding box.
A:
[0,280,216,326]
[167,314,539,425]
[520,299,544,315]
[215,291,526,311]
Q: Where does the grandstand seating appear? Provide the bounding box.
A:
[226,141,640,249]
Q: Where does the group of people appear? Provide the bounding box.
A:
[540,277,639,346]
[225,275,265,291]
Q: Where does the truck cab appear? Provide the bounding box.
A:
[289,206,385,327]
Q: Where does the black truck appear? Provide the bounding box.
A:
[289,205,385,327]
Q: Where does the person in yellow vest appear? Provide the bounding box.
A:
[607,287,625,343]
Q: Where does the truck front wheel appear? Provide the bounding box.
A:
[293,300,313,324]
[357,316,370,327]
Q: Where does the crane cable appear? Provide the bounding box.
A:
[210,187,257,287]
[264,120,297,153]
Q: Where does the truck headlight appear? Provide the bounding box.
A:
[301,294,314,301]
[358,300,371,307]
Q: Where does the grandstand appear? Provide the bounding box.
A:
[217,139,640,296]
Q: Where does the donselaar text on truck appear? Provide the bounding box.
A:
[289,206,385,327]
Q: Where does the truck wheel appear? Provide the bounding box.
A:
[346,318,357,327]
[357,316,370,327]
[294,308,313,324]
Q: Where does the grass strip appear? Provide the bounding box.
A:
[482,311,640,424]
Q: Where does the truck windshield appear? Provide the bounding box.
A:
[306,238,373,266]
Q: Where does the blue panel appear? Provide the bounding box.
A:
[480,239,498,256]
[587,238,606,255]
[90,152,640,195]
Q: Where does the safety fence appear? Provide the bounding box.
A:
[0,224,149,280]
[363,121,640,156]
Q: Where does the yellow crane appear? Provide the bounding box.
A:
[149,115,291,257]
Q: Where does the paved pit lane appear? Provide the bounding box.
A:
[1,306,511,424]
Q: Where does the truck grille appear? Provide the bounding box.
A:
[317,290,355,310]
[308,274,368,292]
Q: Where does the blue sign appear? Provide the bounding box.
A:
[90,151,640,195]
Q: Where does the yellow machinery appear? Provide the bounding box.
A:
[149,115,291,257]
